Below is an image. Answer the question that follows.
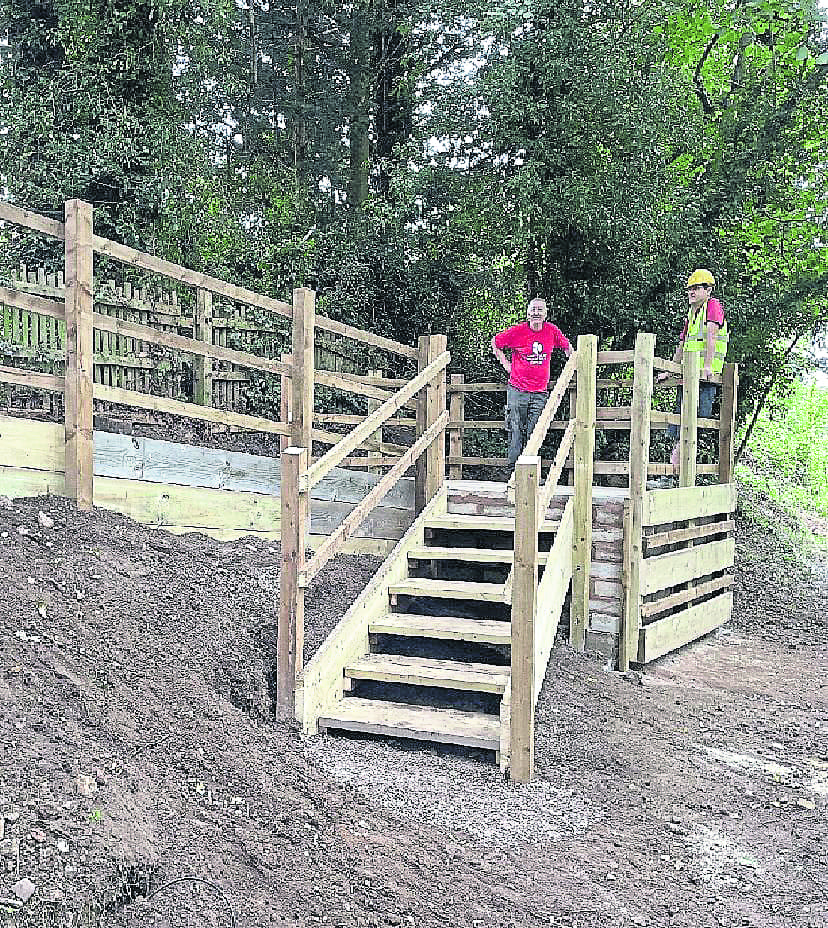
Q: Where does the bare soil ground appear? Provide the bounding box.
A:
[0,486,826,928]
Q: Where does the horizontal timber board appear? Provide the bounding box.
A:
[0,202,65,239]
[644,519,735,551]
[640,538,735,597]
[0,464,410,540]
[641,574,734,619]
[643,483,737,526]
[318,698,499,750]
[637,592,733,662]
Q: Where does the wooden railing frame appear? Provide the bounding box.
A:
[510,454,539,783]
[570,334,597,651]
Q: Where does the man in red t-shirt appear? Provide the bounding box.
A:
[492,298,573,466]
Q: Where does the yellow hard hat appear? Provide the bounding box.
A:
[686,268,715,287]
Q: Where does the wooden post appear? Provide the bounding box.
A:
[279,352,292,454]
[415,334,448,513]
[193,289,213,407]
[64,199,94,510]
[291,288,315,450]
[619,332,654,672]
[679,349,700,487]
[718,362,738,484]
[277,446,308,718]
[570,335,597,651]
[448,374,464,479]
[510,454,539,783]
[367,368,383,475]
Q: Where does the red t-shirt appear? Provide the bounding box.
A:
[679,297,725,340]
[494,322,571,392]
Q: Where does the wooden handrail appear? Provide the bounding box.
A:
[522,352,578,459]
[91,311,291,377]
[0,202,65,240]
[597,350,634,364]
[0,286,65,320]
[300,411,448,587]
[303,350,450,490]
[0,365,65,392]
[538,419,576,512]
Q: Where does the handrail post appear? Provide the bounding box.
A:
[367,368,383,475]
[448,373,464,479]
[415,333,447,513]
[620,332,654,672]
[278,446,308,718]
[679,350,699,487]
[510,454,539,783]
[64,198,94,510]
[570,334,597,651]
[291,287,315,450]
[279,352,292,453]
[193,289,213,407]
[718,362,738,483]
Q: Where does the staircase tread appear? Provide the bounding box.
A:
[344,653,509,693]
[319,697,500,749]
[389,577,505,601]
[370,613,512,643]
[408,546,549,564]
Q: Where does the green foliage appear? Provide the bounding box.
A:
[738,378,828,517]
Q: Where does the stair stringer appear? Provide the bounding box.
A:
[295,485,449,734]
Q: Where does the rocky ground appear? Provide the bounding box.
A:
[0,486,826,928]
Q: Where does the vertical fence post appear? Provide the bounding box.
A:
[570,334,597,651]
[620,332,654,672]
[367,368,383,475]
[291,287,315,451]
[415,334,447,513]
[279,352,292,453]
[193,289,213,407]
[64,199,94,510]
[718,362,738,484]
[277,446,308,718]
[679,350,699,487]
[510,454,539,783]
[448,373,464,479]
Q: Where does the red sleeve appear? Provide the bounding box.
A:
[706,298,724,326]
[494,324,523,350]
[548,324,571,353]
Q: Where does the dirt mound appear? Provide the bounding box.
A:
[1,490,826,928]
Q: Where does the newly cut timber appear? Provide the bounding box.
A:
[388,578,505,603]
[643,483,737,526]
[318,698,499,751]
[343,654,509,694]
[369,614,512,645]
[637,592,733,662]
[0,366,64,393]
[640,538,735,597]
[644,519,735,552]
[407,546,549,565]
[0,286,65,321]
[0,202,64,239]
[641,574,734,619]
[425,515,560,533]
[295,487,449,733]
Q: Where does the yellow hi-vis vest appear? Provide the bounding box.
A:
[684,300,729,374]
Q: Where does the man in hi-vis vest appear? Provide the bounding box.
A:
[657,269,729,475]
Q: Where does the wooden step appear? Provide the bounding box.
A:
[425,515,560,533]
[370,613,512,645]
[318,697,500,751]
[388,578,504,602]
[343,654,509,694]
[408,546,549,565]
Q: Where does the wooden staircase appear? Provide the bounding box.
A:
[296,485,567,770]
